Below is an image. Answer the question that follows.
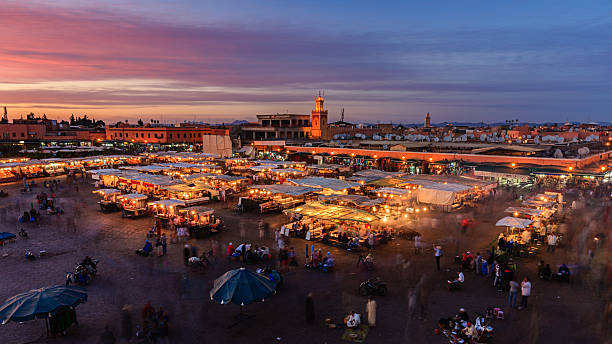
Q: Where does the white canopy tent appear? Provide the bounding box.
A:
[416,183,470,205]
[495,216,532,228]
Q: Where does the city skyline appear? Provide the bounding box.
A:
[2,1,612,123]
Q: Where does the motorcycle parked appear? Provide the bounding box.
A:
[358,277,387,297]
[66,258,98,286]
[25,250,36,261]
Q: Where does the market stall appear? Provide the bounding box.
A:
[288,177,361,195]
[283,202,388,250]
[244,184,319,213]
[163,182,218,206]
[182,173,249,195]
[118,193,148,218]
[373,187,416,205]
[176,206,222,238]
[92,188,122,212]
[149,199,185,218]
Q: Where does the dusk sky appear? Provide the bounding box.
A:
[2,1,612,124]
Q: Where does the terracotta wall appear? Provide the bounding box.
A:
[286,146,612,168]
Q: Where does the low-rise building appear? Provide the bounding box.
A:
[105,124,229,145]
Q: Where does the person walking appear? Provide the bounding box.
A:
[547,233,558,252]
[508,279,520,308]
[366,296,377,327]
[161,234,167,256]
[519,277,531,309]
[414,234,421,254]
[434,245,442,271]
[183,244,190,266]
[368,233,375,250]
[305,293,315,324]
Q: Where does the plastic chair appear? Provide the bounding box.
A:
[496,311,504,320]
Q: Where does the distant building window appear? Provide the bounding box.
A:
[148,133,150,138]
[198,133,201,138]
[189,133,192,138]
[160,134,164,138]
[119,133,122,137]
[20,133,24,138]
[169,134,172,139]
[12,132,16,137]
[126,133,129,137]
[183,134,186,138]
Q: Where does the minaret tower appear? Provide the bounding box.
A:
[425,112,431,128]
[311,92,328,139]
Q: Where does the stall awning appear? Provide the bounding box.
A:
[250,184,320,196]
[284,202,379,223]
[164,183,213,193]
[179,206,215,216]
[317,194,384,207]
[504,207,544,217]
[288,177,360,191]
[374,187,413,196]
[149,199,185,207]
[92,188,122,196]
[495,216,532,228]
[416,183,469,205]
[118,193,147,201]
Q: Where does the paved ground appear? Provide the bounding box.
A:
[0,176,610,344]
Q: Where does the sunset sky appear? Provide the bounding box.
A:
[1,1,612,124]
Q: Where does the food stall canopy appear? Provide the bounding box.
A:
[118,193,148,201]
[375,187,413,196]
[504,207,544,217]
[270,168,306,174]
[182,173,211,181]
[251,184,320,196]
[121,165,171,173]
[285,202,380,223]
[158,162,204,169]
[288,177,360,191]
[180,206,215,216]
[212,174,249,182]
[354,169,404,178]
[307,163,351,172]
[416,183,470,205]
[495,216,532,228]
[366,177,410,187]
[522,199,556,208]
[164,183,214,193]
[92,188,122,196]
[148,152,218,161]
[89,168,123,175]
[250,165,279,172]
[149,199,185,207]
[318,194,384,207]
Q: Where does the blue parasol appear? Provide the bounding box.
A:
[0,285,87,324]
[209,268,276,306]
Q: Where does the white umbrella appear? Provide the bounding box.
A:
[495,216,532,228]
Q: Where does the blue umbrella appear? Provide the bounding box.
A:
[0,285,87,324]
[209,268,276,307]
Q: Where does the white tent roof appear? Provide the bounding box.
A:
[375,187,413,196]
[504,207,544,217]
[288,177,360,191]
[149,199,185,207]
[118,193,148,201]
[179,206,215,216]
[251,184,319,196]
[495,216,532,228]
[92,188,122,196]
